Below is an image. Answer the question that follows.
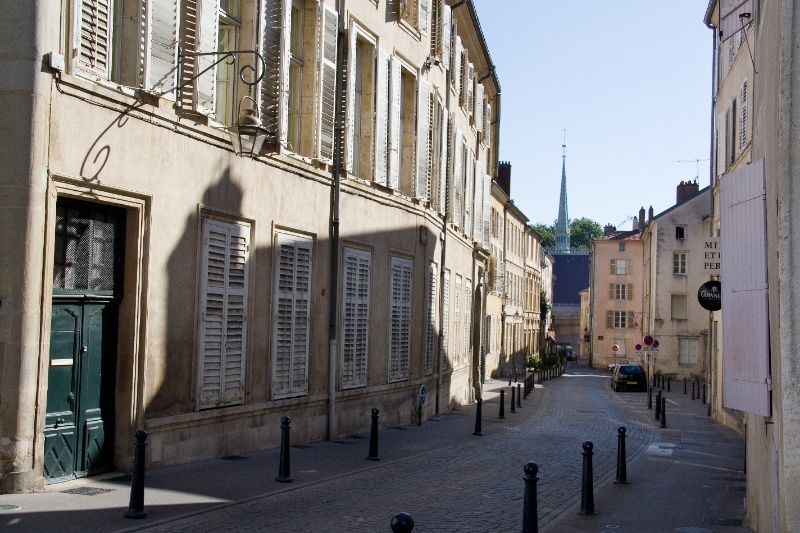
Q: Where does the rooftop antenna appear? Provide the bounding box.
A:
[670,158,709,180]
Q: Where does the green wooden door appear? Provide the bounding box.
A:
[44,199,124,482]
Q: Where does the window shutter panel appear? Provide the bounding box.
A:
[388,55,402,190]
[141,0,178,94]
[199,219,249,408]
[389,257,412,382]
[464,279,472,365]
[452,128,463,227]
[418,0,429,33]
[483,101,491,146]
[610,259,616,275]
[464,148,474,239]
[416,78,431,200]
[466,62,474,116]
[342,248,370,388]
[740,79,747,150]
[717,112,726,176]
[317,5,338,162]
[453,276,461,365]
[451,36,461,94]
[273,234,312,398]
[483,170,491,247]
[439,109,449,215]
[193,0,219,114]
[344,26,358,173]
[473,159,484,240]
[474,83,484,132]
[374,47,390,186]
[442,270,450,364]
[609,284,614,299]
[628,283,633,299]
[260,0,287,148]
[440,3,451,69]
[76,0,113,80]
[425,263,437,375]
[606,310,613,329]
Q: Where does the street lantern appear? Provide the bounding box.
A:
[227,96,267,158]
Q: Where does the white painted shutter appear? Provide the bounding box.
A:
[344,25,358,173]
[442,270,450,364]
[739,79,748,150]
[141,0,178,93]
[473,159,484,240]
[474,82,484,132]
[317,4,338,162]
[720,159,770,416]
[425,263,437,375]
[198,219,250,409]
[452,128,463,228]
[259,0,287,147]
[194,0,219,114]
[440,3,451,69]
[341,247,371,389]
[415,78,431,200]
[438,107,449,215]
[464,148,474,239]
[388,55,402,190]
[484,101,491,146]
[452,36,461,95]
[273,233,313,398]
[466,62,474,116]
[483,171,491,248]
[453,275,461,365]
[76,0,113,80]
[464,279,472,365]
[374,47,390,186]
[389,257,412,382]
[445,115,455,222]
[418,0,429,33]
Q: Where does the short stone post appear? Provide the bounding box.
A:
[578,441,597,515]
[517,384,522,408]
[124,429,148,519]
[473,398,483,436]
[667,377,671,392]
[647,387,653,409]
[276,416,294,481]
[684,377,688,394]
[367,408,380,461]
[614,426,629,485]
[702,383,707,404]
[390,512,415,532]
[692,380,696,400]
[511,386,516,413]
[499,389,506,419]
[522,462,539,533]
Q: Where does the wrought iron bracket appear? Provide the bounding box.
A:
[172,47,266,104]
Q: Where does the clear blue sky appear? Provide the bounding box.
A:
[471,0,713,230]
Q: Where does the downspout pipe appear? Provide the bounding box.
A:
[328,0,346,441]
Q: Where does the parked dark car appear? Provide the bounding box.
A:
[611,364,647,392]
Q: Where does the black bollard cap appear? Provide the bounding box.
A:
[582,441,593,452]
[618,426,626,436]
[372,407,380,416]
[524,461,539,480]
[390,512,415,533]
[134,429,148,443]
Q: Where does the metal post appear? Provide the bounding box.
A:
[667,376,671,392]
[702,383,707,404]
[522,462,539,533]
[124,429,148,519]
[276,416,294,481]
[499,389,506,419]
[517,384,522,408]
[647,387,652,409]
[367,408,380,461]
[614,426,629,485]
[473,398,483,436]
[692,380,696,400]
[578,441,597,515]
[655,390,662,420]
[514,364,518,383]
[390,512,415,533]
[684,377,688,394]
[511,387,516,413]
[660,396,667,428]
[509,365,513,385]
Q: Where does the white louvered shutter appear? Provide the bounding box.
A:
[483,101,491,146]
[466,62,474,116]
[342,248,371,389]
[717,112,726,177]
[474,83,484,132]
[464,279,472,365]
[418,0,429,33]
[453,275,461,365]
[388,56,402,190]
[444,115,454,222]
[473,159,484,239]
[374,47,390,186]
[141,0,178,94]
[389,257,412,382]
[416,78,431,200]
[75,0,113,80]
[452,36,461,95]
[483,171,491,248]
[464,148,474,239]
[440,3,451,69]
[193,0,219,114]
[259,0,288,148]
[442,270,450,364]
[425,263,437,375]
[273,233,312,398]
[740,79,747,150]
[317,5,338,162]
[198,219,250,409]
[439,109,449,215]
[452,128,463,228]
[345,25,358,172]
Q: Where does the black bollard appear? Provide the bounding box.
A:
[578,441,597,515]
[509,366,513,385]
[652,373,656,388]
[367,408,380,461]
[655,390,662,420]
[515,365,519,383]
[614,426,629,485]
[511,387,516,413]
[667,376,671,392]
[660,396,667,428]
[124,429,148,518]
[702,383,707,404]
[499,389,506,419]
[473,398,483,436]
[276,416,294,481]
[684,377,688,394]
[390,512,415,533]
[538,370,541,385]
[524,376,528,399]
[647,387,652,409]
[522,462,539,533]
[517,384,522,408]
[692,380,696,400]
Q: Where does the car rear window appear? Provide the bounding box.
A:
[619,365,643,374]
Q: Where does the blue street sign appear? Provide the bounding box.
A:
[419,385,427,406]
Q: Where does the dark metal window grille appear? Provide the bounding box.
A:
[53,199,125,296]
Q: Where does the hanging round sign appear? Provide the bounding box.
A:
[643,334,654,347]
[635,344,642,351]
[697,280,722,311]
[612,344,619,352]
[653,339,659,348]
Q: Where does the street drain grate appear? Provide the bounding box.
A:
[726,485,747,492]
[106,474,132,483]
[221,455,248,461]
[62,487,115,496]
[703,518,744,526]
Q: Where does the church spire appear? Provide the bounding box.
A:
[555,133,571,252]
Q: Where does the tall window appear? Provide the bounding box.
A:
[464,279,472,367]
[287,1,304,152]
[341,248,371,389]
[675,226,686,239]
[679,338,698,365]
[425,263,437,375]
[389,257,413,382]
[610,283,631,300]
[607,310,631,329]
[611,259,629,275]
[346,25,377,179]
[740,79,748,151]
[453,275,462,366]
[442,270,450,365]
[673,252,687,275]
[273,232,312,398]
[215,0,241,125]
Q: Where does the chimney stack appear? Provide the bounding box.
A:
[638,207,646,230]
[648,205,654,222]
[677,179,700,203]
[603,224,617,236]
[497,161,512,197]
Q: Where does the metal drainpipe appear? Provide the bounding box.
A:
[328,0,346,441]
[501,201,508,375]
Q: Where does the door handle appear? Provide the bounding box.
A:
[80,346,88,353]
[55,418,64,427]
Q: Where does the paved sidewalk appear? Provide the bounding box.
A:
[0,362,752,532]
